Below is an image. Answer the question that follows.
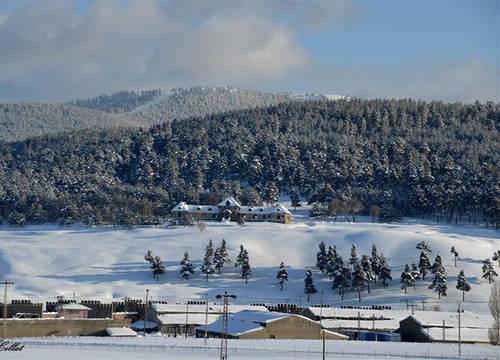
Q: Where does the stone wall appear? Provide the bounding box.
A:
[0,318,131,338]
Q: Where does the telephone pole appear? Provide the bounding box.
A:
[457,301,462,358]
[1,281,14,338]
[204,293,209,345]
[216,292,236,360]
[143,289,149,335]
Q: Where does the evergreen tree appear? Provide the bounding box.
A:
[201,244,215,282]
[240,250,251,284]
[235,245,246,267]
[316,241,327,274]
[151,255,165,281]
[332,257,351,300]
[352,262,367,302]
[411,263,420,287]
[180,252,195,279]
[492,250,500,267]
[429,256,447,298]
[456,269,471,301]
[276,262,288,290]
[370,244,381,281]
[144,250,154,263]
[451,246,459,267]
[349,244,359,266]
[416,241,432,255]
[482,259,498,284]
[263,182,279,204]
[290,190,302,210]
[325,245,339,279]
[361,255,375,293]
[379,254,392,287]
[400,264,414,294]
[304,269,317,301]
[213,247,225,274]
[418,251,431,280]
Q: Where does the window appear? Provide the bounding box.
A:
[226,200,231,206]
[178,213,181,218]
[277,215,281,219]
[269,335,275,339]
[212,214,216,218]
[253,215,257,219]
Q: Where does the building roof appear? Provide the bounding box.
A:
[130,320,159,330]
[306,307,490,331]
[157,313,220,326]
[200,310,288,337]
[239,204,291,215]
[57,303,91,311]
[105,327,137,337]
[172,202,219,213]
[218,196,241,207]
[150,303,268,314]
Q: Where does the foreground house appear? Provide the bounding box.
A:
[146,303,268,336]
[196,310,347,340]
[171,196,291,224]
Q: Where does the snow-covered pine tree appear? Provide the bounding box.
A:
[235,245,246,267]
[400,264,414,294]
[304,269,317,301]
[482,259,498,284]
[370,244,381,282]
[180,252,195,279]
[428,257,447,298]
[326,245,340,279]
[492,250,500,267]
[451,246,459,267]
[416,241,432,255]
[349,244,358,266]
[276,262,288,290]
[411,263,420,288]
[151,255,165,281]
[219,239,230,264]
[263,182,279,205]
[290,190,302,210]
[431,255,444,275]
[352,262,367,302]
[144,250,154,263]
[201,245,215,282]
[379,254,392,288]
[361,255,375,293]
[240,250,251,284]
[332,257,351,300]
[213,247,225,274]
[316,241,327,274]
[456,269,471,301]
[418,251,431,280]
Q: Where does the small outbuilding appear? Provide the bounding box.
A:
[57,303,91,319]
[196,310,347,340]
[105,327,137,337]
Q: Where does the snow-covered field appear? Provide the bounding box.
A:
[3,336,499,360]
[0,215,498,314]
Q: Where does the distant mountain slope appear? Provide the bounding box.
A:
[0,103,147,143]
[67,89,163,113]
[1,87,293,143]
[131,86,293,123]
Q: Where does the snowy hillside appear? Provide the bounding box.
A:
[0,217,498,315]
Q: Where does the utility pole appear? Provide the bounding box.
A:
[143,289,149,336]
[319,291,324,328]
[204,294,209,346]
[457,301,462,358]
[185,302,189,338]
[216,292,237,360]
[322,329,326,360]
[1,281,14,338]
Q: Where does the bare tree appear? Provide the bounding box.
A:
[488,280,500,345]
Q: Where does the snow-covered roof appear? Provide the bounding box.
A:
[307,307,490,329]
[321,319,400,331]
[157,313,219,326]
[172,202,219,213]
[106,327,137,337]
[426,327,490,343]
[218,196,241,207]
[151,303,268,314]
[200,310,288,337]
[57,303,91,311]
[239,204,291,215]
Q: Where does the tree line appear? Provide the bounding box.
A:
[0,98,498,227]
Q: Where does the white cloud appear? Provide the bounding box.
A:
[0,0,309,101]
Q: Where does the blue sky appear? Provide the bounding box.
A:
[0,0,497,102]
